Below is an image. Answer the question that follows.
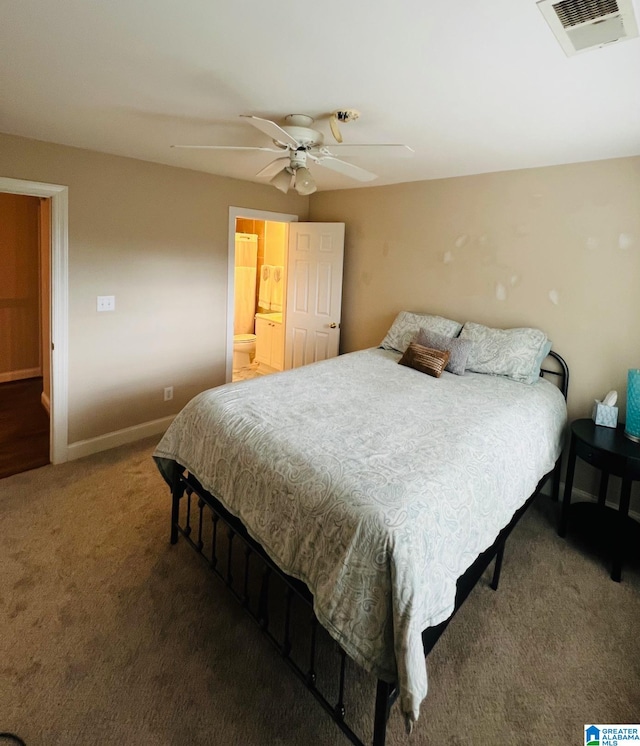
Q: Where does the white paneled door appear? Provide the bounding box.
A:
[285,223,345,370]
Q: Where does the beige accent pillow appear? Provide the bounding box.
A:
[399,343,450,378]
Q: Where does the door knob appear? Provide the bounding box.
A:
[330,322,338,329]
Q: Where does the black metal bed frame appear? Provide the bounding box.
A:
[167,351,569,746]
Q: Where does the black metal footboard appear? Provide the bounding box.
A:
[168,461,558,746]
[170,467,399,746]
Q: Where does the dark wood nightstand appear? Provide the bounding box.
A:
[559,418,640,581]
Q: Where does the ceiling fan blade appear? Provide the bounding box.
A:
[240,115,300,148]
[312,156,378,182]
[255,158,289,179]
[318,144,415,158]
[171,145,284,152]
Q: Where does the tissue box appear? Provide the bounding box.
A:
[592,400,618,428]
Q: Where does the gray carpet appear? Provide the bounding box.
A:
[1,438,638,745]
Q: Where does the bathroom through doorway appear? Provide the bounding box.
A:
[227,207,346,385]
[227,208,298,384]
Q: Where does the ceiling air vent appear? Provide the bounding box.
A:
[537,0,639,55]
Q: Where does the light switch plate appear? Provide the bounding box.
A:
[97,295,115,312]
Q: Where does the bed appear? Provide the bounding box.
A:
[154,314,568,745]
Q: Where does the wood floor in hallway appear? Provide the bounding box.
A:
[0,377,50,479]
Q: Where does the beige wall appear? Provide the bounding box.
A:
[310,157,640,501]
[310,157,640,421]
[0,133,308,443]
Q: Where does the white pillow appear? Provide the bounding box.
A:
[459,321,549,384]
[380,311,462,354]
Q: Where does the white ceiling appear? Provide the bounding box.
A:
[1,0,639,191]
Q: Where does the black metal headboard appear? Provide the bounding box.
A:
[541,350,569,400]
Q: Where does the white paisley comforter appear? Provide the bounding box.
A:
[154,347,567,725]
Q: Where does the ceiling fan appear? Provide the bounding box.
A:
[172,113,414,195]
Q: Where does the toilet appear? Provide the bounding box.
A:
[233,333,256,370]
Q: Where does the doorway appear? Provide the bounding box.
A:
[0,193,50,477]
[0,177,69,465]
[232,218,290,382]
[227,208,346,383]
[227,208,298,383]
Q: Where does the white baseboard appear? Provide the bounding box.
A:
[541,479,640,523]
[41,391,50,414]
[67,415,175,461]
[0,367,42,384]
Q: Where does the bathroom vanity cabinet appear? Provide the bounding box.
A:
[255,313,284,372]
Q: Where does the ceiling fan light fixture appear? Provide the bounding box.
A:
[294,166,316,196]
[270,168,293,194]
[172,113,411,190]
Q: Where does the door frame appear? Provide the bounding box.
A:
[226,207,298,383]
[0,176,69,464]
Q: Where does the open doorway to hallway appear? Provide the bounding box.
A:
[0,192,51,478]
